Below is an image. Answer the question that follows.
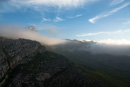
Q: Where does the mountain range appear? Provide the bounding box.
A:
[0,37,103,87]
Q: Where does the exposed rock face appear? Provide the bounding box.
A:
[0,37,103,87]
[0,37,45,86]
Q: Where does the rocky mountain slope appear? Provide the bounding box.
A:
[0,37,103,87]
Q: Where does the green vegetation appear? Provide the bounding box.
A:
[71,57,130,87]
[48,45,130,87]
[75,62,130,87]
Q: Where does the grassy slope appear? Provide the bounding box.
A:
[47,48,130,87]
[76,60,130,87]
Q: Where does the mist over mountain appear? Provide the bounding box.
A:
[49,39,130,87]
[0,36,104,87]
[0,25,66,45]
[1,25,130,56]
[50,39,130,56]
[0,26,130,87]
[0,0,130,87]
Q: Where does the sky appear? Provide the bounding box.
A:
[0,0,130,42]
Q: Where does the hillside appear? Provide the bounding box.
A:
[0,37,103,87]
[49,39,130,87]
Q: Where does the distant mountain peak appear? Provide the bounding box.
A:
[27,26,37,32]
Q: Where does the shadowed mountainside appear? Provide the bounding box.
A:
[49,39,130,87]
[0,37,103,87]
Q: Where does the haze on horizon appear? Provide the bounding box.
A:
[0,0,130,56]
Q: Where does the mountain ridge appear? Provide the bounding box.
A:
[0,37,103,87]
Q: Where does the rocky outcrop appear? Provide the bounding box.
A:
[0,37,103,87]
[0,37,45,86]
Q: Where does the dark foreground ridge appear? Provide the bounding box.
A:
[0,37,103,87]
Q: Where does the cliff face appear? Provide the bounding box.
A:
[0,37,45,86]
[0,37,103,87]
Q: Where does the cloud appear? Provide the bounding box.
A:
[76,29,130,36]
[76,14,82,17]
[0,25,66,45]
[96,39,130,45]
[88,3,130,23]
[43,26,60,35]
[42,14,83,22]
[53,17,63,22]
[34,24,61,35]
[42,18,51,22]
[10,0,97,8]
[68,14,83,18]
[110,0,125,6]
[42,17,64,22]
[88,16,100,23]
[89,41,130,56]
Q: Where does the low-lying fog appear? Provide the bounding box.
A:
[0,25,130,56]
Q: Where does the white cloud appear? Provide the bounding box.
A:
[68,14,83,18]
[89,39,130,56]
[42,17,65,22]
[42,17,64,22]
[53,17,63,22]
[28,24,60,34]
[88,3,130,23]
[76,14,82,17]
[96,39,130,45]
[76,29,130,36]
[110,0,125,6]
[42,18,51,22]
[88,16,100,23]
[0,25,66,45]
[11,0,97,8]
